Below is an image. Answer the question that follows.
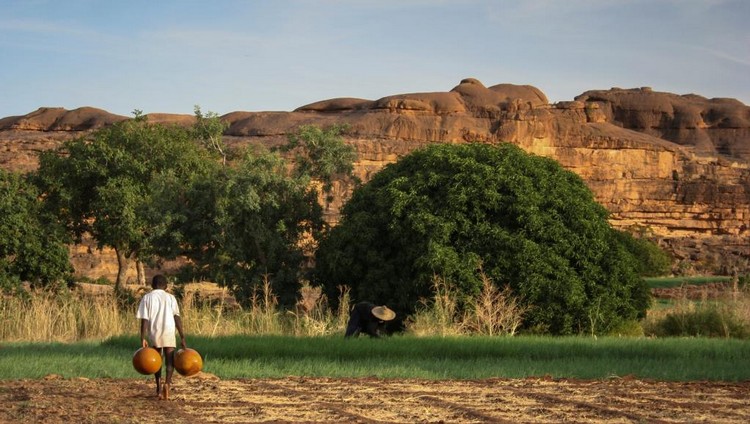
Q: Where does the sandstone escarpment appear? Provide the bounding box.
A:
[1,79,748,280]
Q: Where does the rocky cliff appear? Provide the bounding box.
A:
[1,78,748,280]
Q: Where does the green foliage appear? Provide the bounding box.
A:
[645,301,749,338]
[315,143,650,335]
[4,336,750,381]
[193,105,230,164]
[174,147,324,307]
[279,124,358,205]
[34,112,217,289]
[645,275,731,289]
[0,169,71,291]
[613,228,671,277]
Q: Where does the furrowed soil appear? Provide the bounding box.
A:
[0,374,748,423]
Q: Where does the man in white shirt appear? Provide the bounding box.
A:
[136,274,187,400]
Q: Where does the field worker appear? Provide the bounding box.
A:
[137,274,187,400]
[345,301,396,338]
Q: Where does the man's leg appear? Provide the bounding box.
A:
[163,347,175,400]
[154,347,163,397]
[344,310,362,338]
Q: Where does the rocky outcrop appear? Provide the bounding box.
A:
[1,79,749,280]
[575,88,750,160]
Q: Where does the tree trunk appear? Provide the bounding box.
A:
[115,247,129,293]
[137,261,146,286]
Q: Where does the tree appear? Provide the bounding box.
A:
[174,147,324,306]
[314,143,651,335]
[193,105,230,165]
[34,111,217,291]
[279,124,358,207]
[0,169,71,291]
[169,124,356,306]
[613,228,672,277]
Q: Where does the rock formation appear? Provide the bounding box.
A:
[1,79,748,281]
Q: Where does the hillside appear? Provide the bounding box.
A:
[1,78,748,281]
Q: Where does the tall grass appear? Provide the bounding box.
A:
[3,335,750,381]
[4,274,750,342]
[644,286,750,338]
[404,273,527,337]
[0,280,351,342]
[0,291,134,342]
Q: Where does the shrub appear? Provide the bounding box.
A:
[315,143,650,335]
[644,289,750,339]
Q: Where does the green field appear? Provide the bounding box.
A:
[645,275,732,289]
[2,335,749,382]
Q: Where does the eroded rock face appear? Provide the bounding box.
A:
[575,88,750,159]
[1,80,748,279]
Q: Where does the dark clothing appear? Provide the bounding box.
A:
[345,302,384,338]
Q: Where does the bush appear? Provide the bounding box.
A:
[644,290,750,339]
[315,143,650,335]
[613,228,671,277]
[649,307,747,338]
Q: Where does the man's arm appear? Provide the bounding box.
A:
[140,319,149,348]
[174,315,187,348]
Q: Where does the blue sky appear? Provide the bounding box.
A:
[1,0,748,118]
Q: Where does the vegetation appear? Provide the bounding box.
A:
[173,148,325,306]
[1,335,749,381]
[315,143,651,335]
[278,124,359,206]
[34,111,219,290]
[0,169,71,291]
[645,275,732,289]
[613,227,671,277]
[28,111,358,307]
[0,280,350,342]
[644,288,750,338]
[174,123,357,306]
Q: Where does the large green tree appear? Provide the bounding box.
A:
[172,124,357,306]
[34,112,217,291]
[0,169,71,291]
[314,143,651,335]
[173,147,324,306]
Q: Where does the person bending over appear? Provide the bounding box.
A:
[345,301,396,338]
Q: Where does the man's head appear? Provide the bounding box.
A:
[151,274,168,290]
[371,305,396,322]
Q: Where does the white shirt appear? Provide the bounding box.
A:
[136,289,180,348]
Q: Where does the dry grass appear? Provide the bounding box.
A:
[0,280,352,342]
[461,274,527,336]
[0,291,135,342]
[287,281,350,336]
[404,273,527,337]
[404,276,463,337]
[643,285,750,338]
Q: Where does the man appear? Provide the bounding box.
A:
[136,274,187,400]
[344,301,396,338]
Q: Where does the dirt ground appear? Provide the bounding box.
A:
[0,373,748,423]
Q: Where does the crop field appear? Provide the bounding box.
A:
[1,375,749,423]
[1,336,750,423]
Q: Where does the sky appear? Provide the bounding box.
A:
[1,0,748,119]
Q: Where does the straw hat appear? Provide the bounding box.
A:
[371,305,396,321]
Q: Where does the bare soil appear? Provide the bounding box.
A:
[0,373,748,423]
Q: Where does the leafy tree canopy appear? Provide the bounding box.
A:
[314,143,651,335]
[34,111,219,290]
[173,147,324,306]
[0,169,71,291]
[279,124,358,206]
